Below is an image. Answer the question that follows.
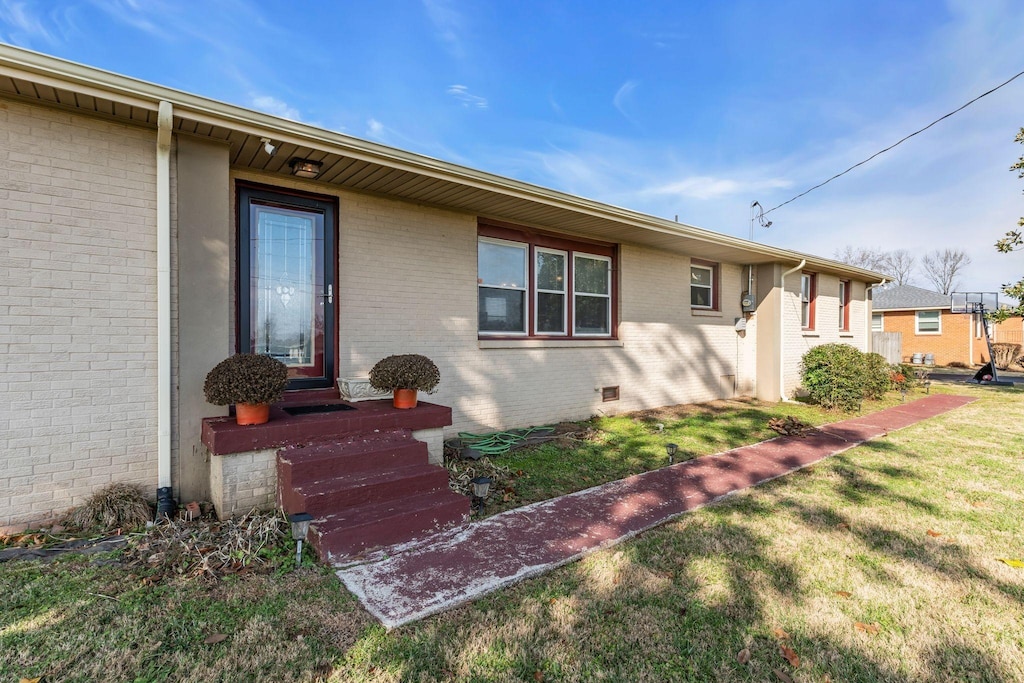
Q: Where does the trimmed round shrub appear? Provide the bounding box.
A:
[800,343,867,411]
[862,352,892,400]
[203,353,289,406]
[369,354,441,393]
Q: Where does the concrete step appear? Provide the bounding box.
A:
[311,490,469,563]
[280,463,452,518]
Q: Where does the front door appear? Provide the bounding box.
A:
[238,184,336,390]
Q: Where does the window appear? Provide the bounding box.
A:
[839,280,850,331]
[573,254,612,335]
[477,221,616,338]
[871,312,883,332]
[478,238,528,334]
[237,184,336,390]
[690,260,719,309]
[800,273,817,329]
[916,310,941,334]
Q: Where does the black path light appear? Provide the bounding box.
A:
[666,443,678,465]
[288,512,313,568]
[470,476,492,514]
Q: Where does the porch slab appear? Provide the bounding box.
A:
[337,394,975,629]
[201,399,452,456]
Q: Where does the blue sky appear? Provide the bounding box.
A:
[2,0,1023,292]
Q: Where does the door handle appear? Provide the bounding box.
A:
[322,284,333,304]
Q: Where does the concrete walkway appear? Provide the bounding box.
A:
[337,394,975,629]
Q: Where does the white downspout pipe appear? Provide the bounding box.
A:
[865,278,888,353]
[779,259,806,401]
[156,101,173,513]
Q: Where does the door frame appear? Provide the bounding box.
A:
[235,181,339,392]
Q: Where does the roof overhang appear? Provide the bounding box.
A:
[0,43,887,282]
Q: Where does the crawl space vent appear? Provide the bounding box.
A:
[601,386,620,402]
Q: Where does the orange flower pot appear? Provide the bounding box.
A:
[393,389,418,409]
[235,403,270,425]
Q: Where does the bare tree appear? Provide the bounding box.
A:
[880,249,917,286]
[832,245,888,271]
[921,248,971,294]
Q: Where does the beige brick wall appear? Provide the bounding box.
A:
[209,447,277,519]
[323,185,757,433]
[0,99,158,531]
[782,272,869,397]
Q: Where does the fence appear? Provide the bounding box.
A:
[872,332,902,364]
[994,329,1023,345]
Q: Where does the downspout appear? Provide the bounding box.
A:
[778,259,806,401]
[156,100,173,517]
[865,278,888,353]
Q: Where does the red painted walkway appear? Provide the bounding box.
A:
[337,394,975,629]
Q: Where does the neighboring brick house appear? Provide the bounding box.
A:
[0,45,886,531]
[871,284,1021,366]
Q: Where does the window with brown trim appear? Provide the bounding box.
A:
[801,272,817,330]
[839,279,850,331]
[477,221,617,338]
[690,259,720,310]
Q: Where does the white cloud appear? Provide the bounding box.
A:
[422,0,466,59]
[645,176,793,201]
[0,0,64,46]
[446,84,488,109]
[612,80,639,122]
[366,118,385,137]
[249,94,301,121]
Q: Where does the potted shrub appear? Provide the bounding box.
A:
[204,353,289,425]
[368,354,441,409]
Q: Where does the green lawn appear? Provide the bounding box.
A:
[3,383,1023,682]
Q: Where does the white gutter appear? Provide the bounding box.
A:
[865,278,888,353]
[779,260,806,401]
[156,101,172,502]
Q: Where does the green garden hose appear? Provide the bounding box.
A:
[456,426,555,456]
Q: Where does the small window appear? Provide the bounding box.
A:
[801,273,817,330]
[839,280,850,331]
[916,310,941,334]
[573,254,611,335]
[691,265,713,308]
[871,312,883,332]
[478,238,528,334]
[535,248,567,335]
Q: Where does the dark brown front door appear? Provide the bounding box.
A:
[238,185,336,390]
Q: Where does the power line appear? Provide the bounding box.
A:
[763,68,1024,216]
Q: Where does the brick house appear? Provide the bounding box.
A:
[872,284,1021,366]
[0,45,887,536]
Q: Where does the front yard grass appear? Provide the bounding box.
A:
[484,393,903,515]
[2,382,1023,682]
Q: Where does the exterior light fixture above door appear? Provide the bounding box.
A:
[289,157,322,178]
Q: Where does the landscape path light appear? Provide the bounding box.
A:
[288,512,313,568]
[470,476,492,514]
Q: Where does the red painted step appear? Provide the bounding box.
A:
[277,430,427,496]
[276,428,469,563]
[281,463,451,518]
[310,490,470,563]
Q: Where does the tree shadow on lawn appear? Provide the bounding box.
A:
[357,501,1016,682]
[344,436,1020,681]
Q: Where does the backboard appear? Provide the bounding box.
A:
[950,292,999,314]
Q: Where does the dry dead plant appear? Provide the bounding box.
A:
[61,482,152,532]
[121,508,289,580]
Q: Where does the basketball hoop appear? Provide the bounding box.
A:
[950,292,1007,384]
